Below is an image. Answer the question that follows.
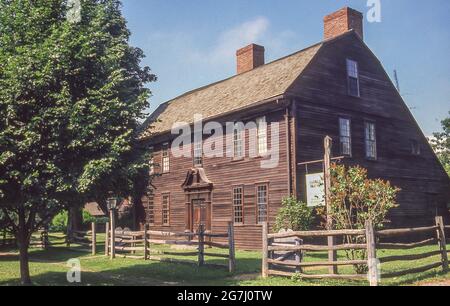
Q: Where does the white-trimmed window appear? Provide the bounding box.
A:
[193,139,203,167]
[347,59,360,97]
[146,193,155,226]
[339,118,352,156]
[149,146,155,175]
[256,117,268,155]
[162,143,170,173]
[365,122,377,159]
[162,194,170,226]
[233,128,244,159]
[233,187,244,224]
[256,184,268,224]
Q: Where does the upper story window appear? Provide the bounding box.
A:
[162,143,170,173]
[411,140,421,156]
[339,118,352,156]
[256,117,268,156]
[233,128,244,159]
[256,184,268,224]
[346,59,360,97]
[193,139,203,167]
[149,146,155,175]
[233,186,244,225]
[365,122,377,160]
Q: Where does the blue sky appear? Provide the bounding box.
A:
[121,0,450,135]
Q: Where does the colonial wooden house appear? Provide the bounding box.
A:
[137,7,450,249]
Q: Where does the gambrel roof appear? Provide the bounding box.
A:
[140,32,358,138]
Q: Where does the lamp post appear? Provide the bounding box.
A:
[107,195,118,259]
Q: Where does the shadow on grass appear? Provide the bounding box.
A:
[0,257,262,286]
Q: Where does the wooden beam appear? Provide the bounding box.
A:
[262,222,269,278]
[365,220,378,287]
[436,216,449,271]
[268,229,365,239]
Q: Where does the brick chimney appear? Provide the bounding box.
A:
[236,44,265,74]
[324,7,364,40]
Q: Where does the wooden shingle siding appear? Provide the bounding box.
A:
[144,110,290,249]
[292,33,450,226]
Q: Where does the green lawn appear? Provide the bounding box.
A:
[0,233,449,286]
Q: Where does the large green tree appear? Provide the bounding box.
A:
[431,112,450,177]
[0,0,155,284]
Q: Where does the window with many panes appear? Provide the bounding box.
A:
[146,193,155,225]
[162,144,170,173]
[365,122,377,159]
[256,117,268,155]
[339,118,352,156]
[256,185,268,224]
[347,59,360,97]
[149,146,155,175]
[162,194,170,226]
[193,139,203,167]
[233,128,244,159]
[233,187,244,224]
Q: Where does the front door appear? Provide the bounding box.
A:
[192,199,207,232]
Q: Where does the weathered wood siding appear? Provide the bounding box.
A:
[142,109,290,250]
[290,33,450,226]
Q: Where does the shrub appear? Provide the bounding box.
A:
[274,197,314,232]
[319,164,400,274]
[50,211,68,233]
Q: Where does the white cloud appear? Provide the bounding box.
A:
[209,17,270,64]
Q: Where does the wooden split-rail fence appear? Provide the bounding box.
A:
[1,230,16,249]
[262,217,449,286]
[66,222,98,255]
[106,222,236,273]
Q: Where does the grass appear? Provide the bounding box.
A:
[0,233,449,286]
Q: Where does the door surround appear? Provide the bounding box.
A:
[181,168,213,232]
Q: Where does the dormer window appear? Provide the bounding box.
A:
[347,59,360,97]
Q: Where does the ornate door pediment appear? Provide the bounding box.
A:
[181,168,213,191]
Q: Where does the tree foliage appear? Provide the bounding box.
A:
[431,112,450,177]
[274,197,313,232]
[0,0,155,284]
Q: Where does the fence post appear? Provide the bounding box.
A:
[198,224,205,267]
[295,238,303,274]
[91,222,96,256]
[228,222,236,273]
[262,222,269,278]
[435,216,449,272]
[144,224,149,261]
[105,222,110,257]
[365,220,379,287]
[110,210,116,259]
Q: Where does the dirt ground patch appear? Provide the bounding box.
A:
[417,280,450,286]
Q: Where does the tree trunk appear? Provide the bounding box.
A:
[70,206,83,231]
[17,208,32,285]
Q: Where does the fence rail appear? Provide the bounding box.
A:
[262,216,449,286]
[66,222,97,255]
[106,222,236,273]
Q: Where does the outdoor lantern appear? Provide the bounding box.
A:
[107,195,118,211]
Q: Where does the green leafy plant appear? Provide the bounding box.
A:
[274,197,314,232]
[50,211,68,233]
[430,112,450,177]
[319,164,400,274]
